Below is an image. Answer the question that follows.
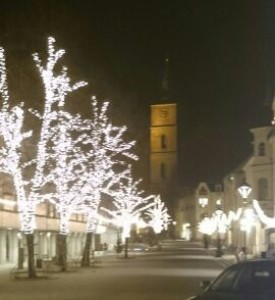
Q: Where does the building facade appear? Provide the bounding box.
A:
[176,99,275,256]
[223,124,275,256]
[175,182,224,241]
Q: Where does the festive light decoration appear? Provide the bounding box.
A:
[198,208,243,235]
[0,37,88,234]
[0,48,34,233]
[0,36,146,274]
[145,195,171,234]
[0,37,142,241]
[240,207,255,233]
[253,199,275,228]
[30,37,87,235]
[77,97,138,234]
[102,166,154,242]
[46,95,138,235]
[30,37,87,194]
[47,110,89,234]
[199,217,217,235]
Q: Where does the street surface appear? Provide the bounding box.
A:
[0,240,233,300]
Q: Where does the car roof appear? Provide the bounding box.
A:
[234,259,275,267]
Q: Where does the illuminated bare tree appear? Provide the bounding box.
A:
[72,98,138,267]
[0,37,86,277]
[102,166,153,258]
[45,110,89,271]
[145,195,170,235]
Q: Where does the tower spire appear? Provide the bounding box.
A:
[161,55,169,100]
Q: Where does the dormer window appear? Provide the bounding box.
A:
[258,143,265,156]
[199,186,208,196]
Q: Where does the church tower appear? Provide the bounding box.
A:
[150,58,178,212]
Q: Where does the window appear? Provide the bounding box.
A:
[160,134,167,149]
[258,178,268,200]
[199,186,208,196]
[236,265,275,293]
[258,142,265,156]
[210,266,240,292]
[199,198,208,208]
[47,203,57,218]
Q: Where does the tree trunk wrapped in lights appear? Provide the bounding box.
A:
[81,209,97,267]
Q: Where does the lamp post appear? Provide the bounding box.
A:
[215,207,224,257]
[237,181,252,258]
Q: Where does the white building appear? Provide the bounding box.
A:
[177,100,275,257]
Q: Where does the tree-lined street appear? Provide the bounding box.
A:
[0,240,233,300]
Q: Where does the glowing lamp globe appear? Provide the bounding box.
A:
[238,182,252,199]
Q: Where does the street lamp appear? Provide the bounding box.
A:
[238,181,252,202]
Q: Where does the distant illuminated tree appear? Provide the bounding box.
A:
[102,166,153,257]
[145,195,170,235]
[198,208,242,236]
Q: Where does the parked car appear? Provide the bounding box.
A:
[114,243,150,253]
[186,259,275,300]
[128,243,150,252]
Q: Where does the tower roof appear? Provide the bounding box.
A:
[152,56,175,105]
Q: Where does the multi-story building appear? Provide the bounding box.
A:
[0,175,117,265]
[223,122,275,255]
[176,98,275,256]
[175,182,223,241]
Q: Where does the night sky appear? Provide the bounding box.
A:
[0,0,274,188]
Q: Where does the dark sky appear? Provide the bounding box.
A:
[0,0,274,188]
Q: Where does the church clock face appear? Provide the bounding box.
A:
[159,108,169,119]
